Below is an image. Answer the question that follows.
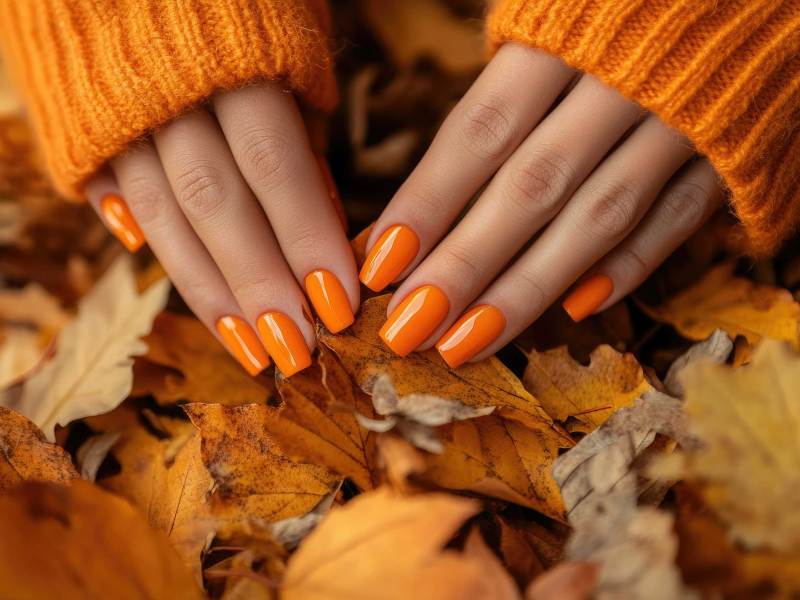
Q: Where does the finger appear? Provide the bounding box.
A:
[85,145,270,376]
[153,110,314,377]
[380,75,642,356]
[567,158,724,316]
[439,116,694,367]
[213,84,359,334]
[85,169,145,253]
[360,43,576,292]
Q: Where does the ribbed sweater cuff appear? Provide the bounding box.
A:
[0,0,338,200]
[488,0,800,256]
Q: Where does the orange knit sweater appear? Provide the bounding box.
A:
[1,0,799,255]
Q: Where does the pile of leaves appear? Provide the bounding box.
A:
[1,2,800,598]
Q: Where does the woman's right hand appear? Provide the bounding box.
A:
[85,82,359,377]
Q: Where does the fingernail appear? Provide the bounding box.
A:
[379,285,449,356]
[304,269,354,333]
[100,193,145,252]
[216,316,270,376]
[436,305,506,368]
[562,274,614,322]
[315,155,348,233]
[256,311,312,377]
[359,225,420,292]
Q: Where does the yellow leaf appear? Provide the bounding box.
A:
[140,312,275,406]
[0,406,78,491]
[282,487,519,600]
[7,255,170,439]
[643,262,800,348]
[523,345,653,434]
[0,481,203,599]
[656,340,800,554]
[184,403,339,523]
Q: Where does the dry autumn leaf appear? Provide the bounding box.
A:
[4,255,170,439]
[643,262,800,348]
[0,480,204,599]
[523,345,653,434]
[654,340,800,554]
[0,406,78,491]
[282,487,517,600]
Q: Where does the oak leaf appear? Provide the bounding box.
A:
[5,255,170,439]
[643,262,800,348]
[0,480,203,599]
[654,340,800,553]
[282,487,519,599]
[139,312,275,406]
[524,345,653,434]
[0,406,77,491]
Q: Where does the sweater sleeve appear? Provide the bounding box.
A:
[0,0,337,200]
[487,0,800,257]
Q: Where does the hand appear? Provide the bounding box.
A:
[86,83,359,377]
[361,43,724,367]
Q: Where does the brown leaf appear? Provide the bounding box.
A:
[140,312,275,406]
[0,282,69,332]
[184,403,340,524]
[526,562,599,600]
[0,406,78,491]
[0,480,203,599]
[524,345,653,434]
[643,262,800,348]
[282,487,519,599]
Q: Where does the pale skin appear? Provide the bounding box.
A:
[86,43,725,370]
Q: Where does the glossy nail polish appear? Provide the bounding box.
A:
[562,274,614,322]
[436,305,506,368]
[100,193,145,252]
[359,225,420,292]
[257,311,312,377]
[380,285,449,356]
[304,269,355,333]
[216,316,270,376]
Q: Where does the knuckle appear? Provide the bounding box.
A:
[615,247,649,282]
[173,162,226,221]
[513,268,549,311]
[504,147,574,219]
[581,182,641,240]
[440,240,483,284]
[236,126,291,187]
[123,176,166,227]
[458,97,516,161]
[230,270,273,301]
[658,182,709,235]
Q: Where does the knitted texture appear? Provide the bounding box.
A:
[0,0,337,200]
[488,0,800,256]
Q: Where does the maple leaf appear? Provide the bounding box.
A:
[524,345,653,434]
[2,255,170,439]
[643,262,800,348]
[138,312,275,406]
[0,481,203,599]
[0,406,77,491]
[654,340,800,554]
[282,487,520,599]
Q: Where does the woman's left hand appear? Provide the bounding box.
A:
[360,43,725,368]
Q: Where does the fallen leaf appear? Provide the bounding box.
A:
[0,406,78,491]
[269,484,340,549]
[525,562,599,600]
[654,340,800,554]
[282,487,518,599]
[184,403,340,524]
[375,433,427,493]
[0,481,203,599]
[0,282,69,332]
[0,326,46,389]
[524,345,653,434]
[5,255,170,439]
[75,431,119,481]
[663,329,732,397]
[140,312,275,406]
[643,262,800,348]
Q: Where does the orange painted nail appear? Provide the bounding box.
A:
[436,305,506,369]
[216,316,270,376]
[380,285,449,357]
[562,274,614,322]
[100,193,145,252]
[359,225,420,292]
[305,269,354,333]
[257,311,312,377]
